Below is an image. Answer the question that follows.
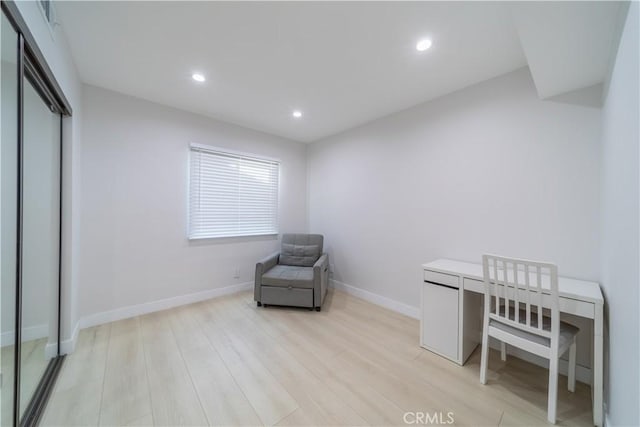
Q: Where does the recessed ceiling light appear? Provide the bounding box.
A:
[292,110,303,118]
[192,73,206,82]
[416,39,432,52]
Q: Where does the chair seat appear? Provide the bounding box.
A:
[262,264,315,289]
[490,308,579,350]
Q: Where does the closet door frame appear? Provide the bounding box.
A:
[1,1,71,426]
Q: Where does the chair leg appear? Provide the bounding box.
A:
[548,356,559,424]
[480,332,490,385]
[500,342,507,361]
[568,339,577,393]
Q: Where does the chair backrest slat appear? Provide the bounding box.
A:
[512,261,520,324]
[524,264,531,327]
[482,254,559,339]
[492,257,500,317]
[536,265,543,331]
[502,259,509,318]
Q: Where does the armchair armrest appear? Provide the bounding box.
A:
[313,253,329,309]
[257,252,279,272]
[255,252,279,302]
[313,253,329,273]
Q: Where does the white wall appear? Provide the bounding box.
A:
[600,3,639,425]
[14,1,84,350]
[308,67,601,368]
[79,85,307,320]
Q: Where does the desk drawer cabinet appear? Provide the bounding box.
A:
[420,268,481,365]
[421,273,459,362]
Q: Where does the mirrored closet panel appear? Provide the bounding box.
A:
[19,74,61,420]
[1,3,71,425]
[1,11,19,427]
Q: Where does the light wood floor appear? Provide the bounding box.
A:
[40,289,593,426]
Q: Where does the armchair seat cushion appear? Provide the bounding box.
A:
[261,265,315,289]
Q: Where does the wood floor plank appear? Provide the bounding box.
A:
[139,312,208,426]
[125,413,154,426]
[318,370,407,426]
[274,406,335,426]
[329,290,419,339]
[332,349,502,426]
[99,317,152,426]
[227,315,369,426]
[193,302,299,426]
[224,305,403,425]
[168,305,263,426]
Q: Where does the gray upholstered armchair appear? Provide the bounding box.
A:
[254,234,329,311]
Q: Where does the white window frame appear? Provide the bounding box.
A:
[188,143,280,240]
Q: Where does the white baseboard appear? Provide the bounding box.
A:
[62,321,80,354]
[45,321,80,358]
[1,323,49,347]
[330,279,420,319]
[329,279,592,384]
[79,281,253,330]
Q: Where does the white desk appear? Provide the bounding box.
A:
[421,259,604,427]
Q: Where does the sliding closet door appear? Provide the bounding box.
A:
[1,3,70,424]
[1,12,19,426]
[18,75,61,418]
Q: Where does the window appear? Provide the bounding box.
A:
[189,144,279,239]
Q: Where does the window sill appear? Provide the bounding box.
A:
[188,233,279,244]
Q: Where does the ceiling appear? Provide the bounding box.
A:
[56,1,625,143]
[511,1,624,99]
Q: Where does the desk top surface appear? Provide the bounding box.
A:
[422,259,603,305]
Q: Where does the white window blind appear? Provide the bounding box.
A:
[189,145,279,239]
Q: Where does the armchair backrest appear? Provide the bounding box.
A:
[280,234,324,267]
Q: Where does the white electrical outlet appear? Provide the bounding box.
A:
[329,263,335,273]
[234,267,240,279]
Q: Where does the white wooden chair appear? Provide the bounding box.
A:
[479,254,579,424]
